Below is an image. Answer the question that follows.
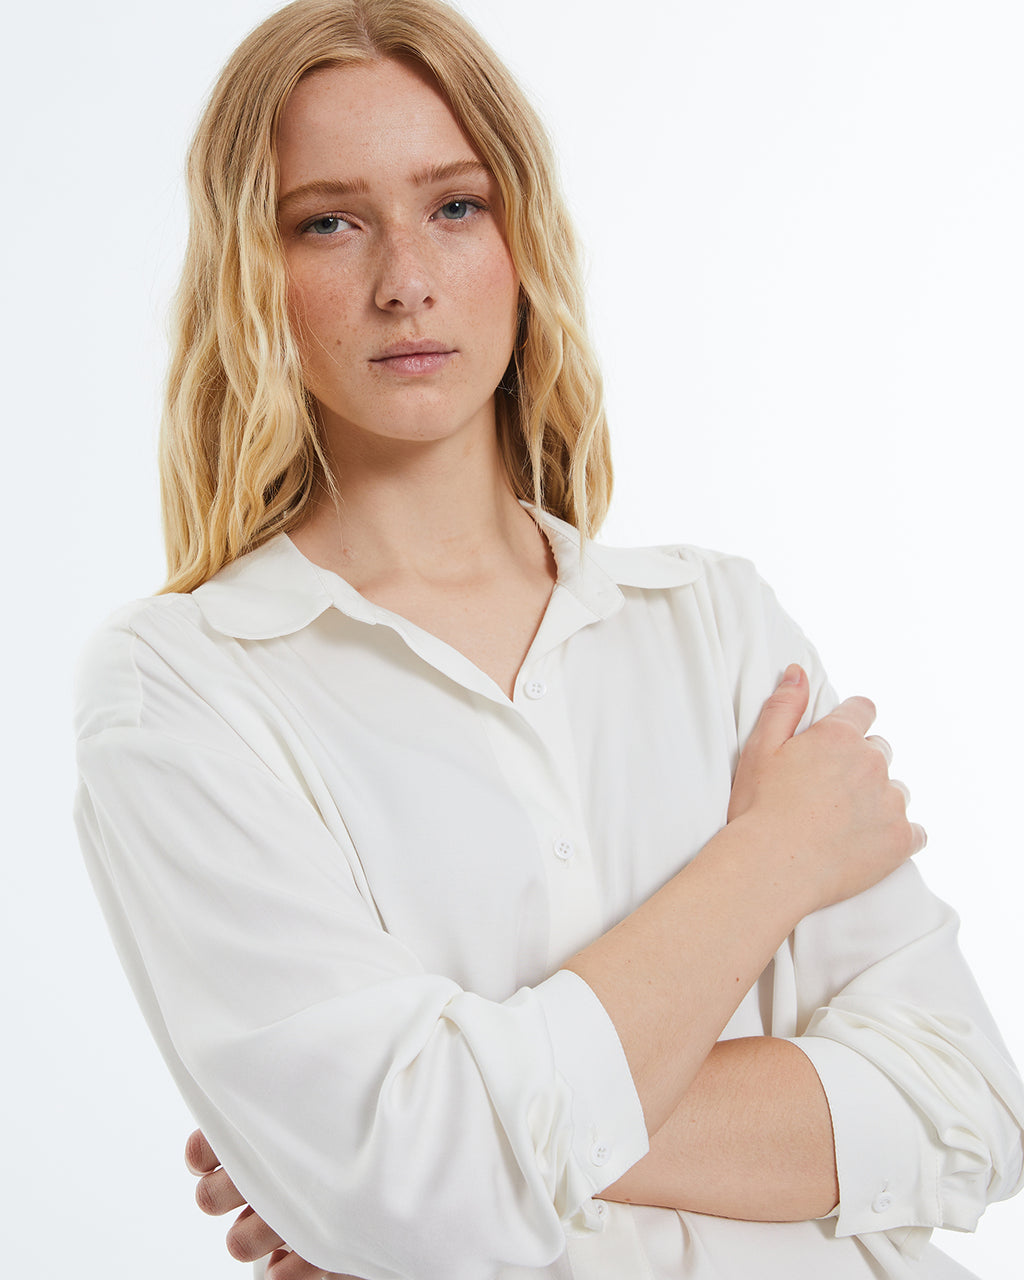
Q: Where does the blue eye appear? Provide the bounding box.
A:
[438,200,476,221]
[306,215,351,235]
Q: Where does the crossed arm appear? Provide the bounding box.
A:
[187,667,915,1276]
[189,1036,839,1275]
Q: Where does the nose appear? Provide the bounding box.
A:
[373,228,435,313]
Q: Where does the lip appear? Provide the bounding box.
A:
[370,339,457,378]
[371,339,455,360]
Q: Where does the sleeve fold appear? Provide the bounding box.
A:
[75,718,648,1280]
[712,557,1024,1242]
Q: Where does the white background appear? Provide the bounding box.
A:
[3,1,1021,1275]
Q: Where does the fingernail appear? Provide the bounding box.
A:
[781,663,802,685]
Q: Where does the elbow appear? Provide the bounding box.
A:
[287,1188,569,1280]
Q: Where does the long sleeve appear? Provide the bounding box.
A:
[709,555,1024,1252]
[74,524,1024,1280]
[789,869,1024,1246]
[74,606,649,1280]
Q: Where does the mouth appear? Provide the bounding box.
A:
[372,339,454,360]
[370,339,457,376]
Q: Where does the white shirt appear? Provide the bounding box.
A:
[74,507,1024,1280]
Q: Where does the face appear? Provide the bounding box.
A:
[275,58,520,459]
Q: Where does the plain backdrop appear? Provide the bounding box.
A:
[3,1,1021,1275]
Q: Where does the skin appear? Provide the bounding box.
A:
[181,58,925,1279]
[278,57,552,701]
[277,59,520,454]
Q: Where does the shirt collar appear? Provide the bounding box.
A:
[535,506,702,604]
[192,534,336,639]
[192,506,703,641]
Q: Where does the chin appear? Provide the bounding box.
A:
[325,402,497,450]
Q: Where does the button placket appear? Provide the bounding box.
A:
[484,649,605,967]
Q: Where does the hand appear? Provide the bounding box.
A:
[727,663,925,914]
[186,1130,362,1279]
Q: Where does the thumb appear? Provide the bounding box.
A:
[728,664,809,820]
[749,663,810,754]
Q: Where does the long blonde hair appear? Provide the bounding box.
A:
[160,0,612,593]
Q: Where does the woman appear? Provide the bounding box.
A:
[73,1,1024,1277]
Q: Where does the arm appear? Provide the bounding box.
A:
[601,1036,839,1220]
[74,610,913,1279]
[783,864,1024,1244]
[192,1037,837,1276]
[180,668,878,1272]
[594,668,848,1222]
[175,560,1023,1265]
[600,564,1024,1234]
[179,674,846,1280]
[681,561,1024,1242]
[563,664,914,1139]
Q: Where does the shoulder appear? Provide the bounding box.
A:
[586,535,769,606]
[588,534,830,702]
[73,592,218,739]
[626,539,807,649]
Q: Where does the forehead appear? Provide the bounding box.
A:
[276,58,482,190]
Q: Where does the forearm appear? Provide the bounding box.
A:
[565,675,918,1138]
[599,1037,839,1221]
[565,822,806,1134]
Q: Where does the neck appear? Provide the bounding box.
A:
[291,418,546,592]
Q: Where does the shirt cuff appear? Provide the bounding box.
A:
[535,969,650,1230]
[788,1034,941,1244]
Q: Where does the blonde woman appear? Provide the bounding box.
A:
[74,2,1023,1278]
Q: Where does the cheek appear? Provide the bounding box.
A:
[460,244,520,348]
[283,281,354,413]
[288,268,338,341]
[286,270,361,381]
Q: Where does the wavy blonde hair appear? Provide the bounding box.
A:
[160,0,612,592]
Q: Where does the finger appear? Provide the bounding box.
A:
[195,1166,247,1217]
[867,734,893,766]
[909,822,928,855]
[267,1246,363,1279]
[826,694,877,736]
[747,664,810,754]
[890,777,910,806]
[727,665,810,822]
[226,1204,286,1264]
[185,1128,220,1175]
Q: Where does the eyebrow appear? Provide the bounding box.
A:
[277,160,491,216]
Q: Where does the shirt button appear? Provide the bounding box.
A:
[590,1141,610,1166]
[594,1200,608,1219]
[553,838,575,861]
[872,1191,894,1213]
[524,679,548,700]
